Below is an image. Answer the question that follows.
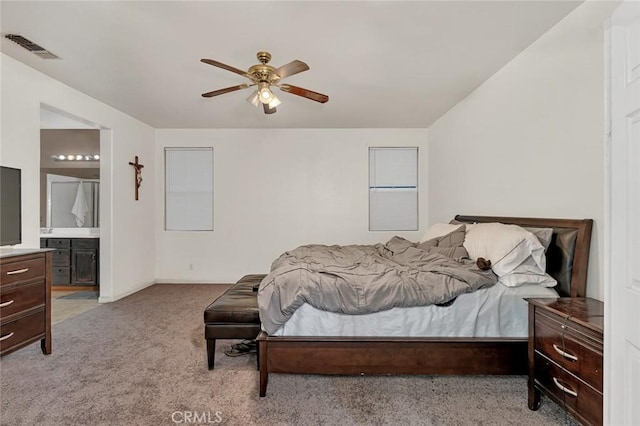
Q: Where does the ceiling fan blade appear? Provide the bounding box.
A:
[279,84,329,103]
[200,58,248,78]
[263,104,277,114]
[275,60,309,79]
[201,84,249,98]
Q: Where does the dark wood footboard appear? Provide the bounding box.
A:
[258,332,527,397]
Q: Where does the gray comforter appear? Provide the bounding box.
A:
[257,236,497,334]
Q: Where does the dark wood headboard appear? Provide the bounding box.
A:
[454,215,593,298]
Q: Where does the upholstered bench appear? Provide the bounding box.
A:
[204,274,265,369]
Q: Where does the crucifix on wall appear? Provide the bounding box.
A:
[128,156,144,200]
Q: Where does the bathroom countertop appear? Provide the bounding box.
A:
[40,235,100,239]
[40,229,100,239]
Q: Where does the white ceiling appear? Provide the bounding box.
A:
[1,1,582,129]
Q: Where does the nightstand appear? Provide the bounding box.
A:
[526,297,604,426]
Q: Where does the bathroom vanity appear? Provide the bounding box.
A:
[40,232,99,287]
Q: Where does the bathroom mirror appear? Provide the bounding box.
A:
[40,127,100,230]
[46,173,99,228]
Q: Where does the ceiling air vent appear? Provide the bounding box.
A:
[4,34,59,59]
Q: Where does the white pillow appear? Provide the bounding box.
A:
[499,256,557,287]
[420,223,463,243]
[463,223,546,278]
[524,226,554,252]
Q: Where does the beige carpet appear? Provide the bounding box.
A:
[0,284,578,425]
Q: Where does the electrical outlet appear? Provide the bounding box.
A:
[189,264,194,271]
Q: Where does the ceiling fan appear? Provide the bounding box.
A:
[200,51,329,115]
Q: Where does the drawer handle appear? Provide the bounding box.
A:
[553,377,578,398]
[0,332,15,342]
[553,344,578,362]
[6,268,29,275]
[0,299,14,308]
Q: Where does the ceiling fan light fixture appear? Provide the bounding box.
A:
[247,91,260,108]
[200,51,329,114]
[258,81,274,104]
[268,94,281,109]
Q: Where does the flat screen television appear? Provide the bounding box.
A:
[0,166,22,246]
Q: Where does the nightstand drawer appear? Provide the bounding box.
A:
[0,258,46,287]
[535,353,602,426]
[535,311,603,392]
[0,281,45,318]
[0,309,46,355]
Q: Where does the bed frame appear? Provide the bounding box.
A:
[257,215,593,396]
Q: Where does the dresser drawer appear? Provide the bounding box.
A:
[0,281,45,319]
[535,353,602,426]
[0,258,46,287]
[0,309,46,355]
[535,311,603,392]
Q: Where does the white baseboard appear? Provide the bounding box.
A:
[153,279,233,284]
[98,279,155,303]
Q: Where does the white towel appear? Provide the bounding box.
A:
[71,182,89,227]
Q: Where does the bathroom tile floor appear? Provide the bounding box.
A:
[51,290,100,325]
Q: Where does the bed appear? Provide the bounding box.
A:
[256,215,593,397]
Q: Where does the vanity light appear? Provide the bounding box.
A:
[51,154,100,162]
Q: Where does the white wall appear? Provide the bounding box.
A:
[0,54,156,301]
[1,0,614,298]
[155,129,428,282]
[427,1,619,301]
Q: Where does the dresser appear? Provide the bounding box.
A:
[526,297,604,425]
[40,237,99,286]
[0,249,52,356]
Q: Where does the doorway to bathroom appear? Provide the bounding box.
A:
[39,106,102,322]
